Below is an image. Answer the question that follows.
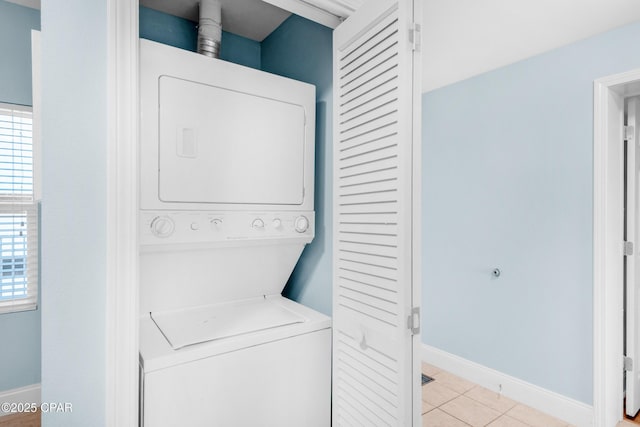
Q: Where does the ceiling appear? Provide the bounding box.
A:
[7,0,640,91]
[422,0,640,91]
[139,0,291,41]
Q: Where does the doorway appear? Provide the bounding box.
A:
[594,69,640,427]
[624,95,640,422]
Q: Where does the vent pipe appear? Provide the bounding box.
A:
[198,0,222,58]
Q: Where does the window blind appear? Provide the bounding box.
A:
[0,103,38,314]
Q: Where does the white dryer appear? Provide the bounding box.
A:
[138,39,330,427]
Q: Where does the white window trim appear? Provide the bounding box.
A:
[0,30,41,315]
[32,31,41,203]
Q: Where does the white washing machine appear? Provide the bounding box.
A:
[138,39,331,427]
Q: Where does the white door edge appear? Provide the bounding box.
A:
[626,96,640,417]
[410,0,423,423]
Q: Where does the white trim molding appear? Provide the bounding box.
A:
[106,0,139,426]
[0,384,41,417]
[422,345,593,427]
[593,68,640,427]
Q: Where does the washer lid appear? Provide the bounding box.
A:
[151,298,306,350]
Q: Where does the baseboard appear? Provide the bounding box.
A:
[422,344,593,427]
[0,383,41,417]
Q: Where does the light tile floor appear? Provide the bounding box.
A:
[421,362,573,427]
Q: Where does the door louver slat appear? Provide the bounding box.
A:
[337,365,398,411]
[339,249,397,267]
[341,90,398,124]
[339,168,398,188]
[338,274,397,297]
[341,102,399,134]
[340,51,399,93]
[339,17,399,68]
[340,69,398,107]
[337,350,398,388]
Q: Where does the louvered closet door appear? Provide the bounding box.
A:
[332,0,421,425]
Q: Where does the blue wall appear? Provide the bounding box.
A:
[0,0,40,393]
[0,1,39,107]
[41,0,108,424]
[262,15,333,315]
[422,21,640,404]
[139,6,261,69]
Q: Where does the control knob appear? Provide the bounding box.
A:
[150,216,175,238]
[252,218,265,229]
[210,218,223,230]
[294,215,309,233]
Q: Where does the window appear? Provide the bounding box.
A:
[0,103,38,314]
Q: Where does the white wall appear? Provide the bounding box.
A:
[41,0,108,425]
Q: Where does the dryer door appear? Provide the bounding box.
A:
[158,75,306,206]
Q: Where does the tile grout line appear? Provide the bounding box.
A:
[462,386,519,416]
[434,407,474,427]
[440,395,504,427]
[422,366,566,427]
[422,381,503,427]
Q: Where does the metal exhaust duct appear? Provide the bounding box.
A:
[198,0,222,58]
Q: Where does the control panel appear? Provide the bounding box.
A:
[140,211,315,246]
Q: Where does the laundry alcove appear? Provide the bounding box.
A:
[134,0,422,425]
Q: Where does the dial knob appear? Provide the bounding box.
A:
[252,218,265,229]
[272,218,282,229]
[210,218,223,230]
[151,216,175,238]
[294,216,309,233]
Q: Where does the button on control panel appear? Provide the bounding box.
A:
[140,211,315,246]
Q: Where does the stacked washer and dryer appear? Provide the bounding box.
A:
[138,39,331,426]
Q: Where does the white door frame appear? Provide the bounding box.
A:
[594,68,640,427]
[106,0,139,426]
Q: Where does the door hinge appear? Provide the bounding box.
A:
[409,23,421,52]
[625,125,635,142]
[625,241,634,256]
[625,356,634,372]
[407,307,420,335]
